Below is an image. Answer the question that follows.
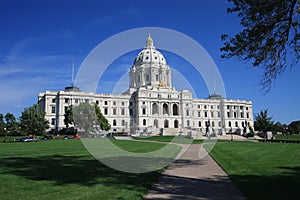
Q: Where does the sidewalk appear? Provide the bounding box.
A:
[144,144,245,200]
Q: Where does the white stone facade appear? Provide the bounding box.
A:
[38,35,253,135]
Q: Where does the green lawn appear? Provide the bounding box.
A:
[210,141,300,200]
[0,139,180,200]
[273,134,300,141]
[132,135,203,144]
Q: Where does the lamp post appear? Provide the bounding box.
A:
[230,127,233,141]
[3,127,6,143]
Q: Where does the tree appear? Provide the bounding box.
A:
[0,114,5,135]
[94,104,111,131]
[221,0,300,93]
[64,106,74,129]
[19,104,49,135]
[72,102,98,135]
[289,120,300,134]
[4,113,19,135]
[254,109,273,132]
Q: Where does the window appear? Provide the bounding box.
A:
[198,121,201,127]
[247,112,249,118]
[240,106,243,110]
[51,118,55,125]
[143,119,146,126]
[187,120,190,127]
[51,106,55,114]
[65,98,69,103]
[235,121,238,127]
[121,108,125,115]
[211,105,214,109]
[218,121,221,127]
[75,99,79,103]
[129,109,133,116]
[241,112,244,118]
[204,105,207,109]
[121,102,125,106]
[142,108,146,115]
[163,103,168,114]
[174,120,179,128]
[198,111,201,117]
[227,105,230,109]
[52,98,55,103]
[113,120,117,126]
[146,74,150,81]
[104,101,108,105]
[204,111,208,118]
[164,120,169,128]
[227,112,230,118]
[217,112,221,118]
[85,99,89,103]
[104,108,108,115]
[64,106,68,114]
[122,120,125,126]
[212,121,215,127]
[113,101,116,105]
[113,109,116,115]
[246,107,249,110]
[129,101,133,106]
[211,111,214,118]
[198,105,201,109]
[96,100,99,105]
[234,112,237,118]
[229,121,232,127]
[186,110,189,116]
[155,74,159,81]
[173,104,179,115]
[152,103,158,114]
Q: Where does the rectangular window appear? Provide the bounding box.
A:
[104,108,108,115]
[146,74,150,81]
[247,112,249,118]
[113,109,116,115]
[65,98,69,103]
[75,99,79,103]
[155,74,159,81]
[96,100,99,105]
[113,101,116,105]
[241,112,244,118]
[121,108,125,115]
[211,111,214,118]
[218,112,221,118]
[129,109,133,116]
[104,101,108,105]
[204,111,208,118]
[51,118,55,125]
[121,102,125,106]
[52,98,56,103]
[186,110,189,116]
[198,111,201,117]
[227,112,230,118]
[51,106,55,114]
[218,121,221,127]
[142,108,146,115]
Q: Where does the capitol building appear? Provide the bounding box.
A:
[38,35,253,136]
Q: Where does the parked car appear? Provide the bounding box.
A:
[41,135,53,140]
[73,134,81,139]
[15,136,37,142]
[62,135,70,140]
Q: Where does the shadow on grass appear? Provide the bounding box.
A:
[230,166,300,200]
[0,155,162,192]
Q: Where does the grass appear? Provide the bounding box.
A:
[273,134,300,141]
[132,135,203,144]
[210,141,300,200]
[0,139,180,200]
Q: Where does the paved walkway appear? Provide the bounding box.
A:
[144,143,245,200]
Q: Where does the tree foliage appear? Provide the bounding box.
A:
[0,114,5,134]
[221,0,300,93]
[254,109,273,132]
[64,106,74,129]
[19,104,49,135]
[4,113,20,135]
[94,104,111,131]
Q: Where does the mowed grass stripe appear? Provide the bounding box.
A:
[0,139,180,200]
[210,141,300,199]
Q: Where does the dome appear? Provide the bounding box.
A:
[133,34,167,65]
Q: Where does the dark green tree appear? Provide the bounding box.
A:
[254,109,273,132]
[0,114,5,135]
[94,104,111,131]
[73,102,98,134]
[221,0,300,93]
[289,120,300,134]
[64,106,74,129]
[4,113,19,135]
[19,104,50,135]
[271,121,285,134]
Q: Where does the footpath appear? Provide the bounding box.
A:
[143,143,246,200]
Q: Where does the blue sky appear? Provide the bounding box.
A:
[0,0,299,124]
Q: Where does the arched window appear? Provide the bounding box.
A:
[143,119,147,126]
[173,104,179,115]
[113,119,117,126]
[174,120,179,128]
[154,119,158,128]
[152,103,158,115]
[198,121,201,127]
[235,121,238,127]
[164,119,169,128]
[187,120,190,127]
[163,103,168,115]
[229,121,232,127]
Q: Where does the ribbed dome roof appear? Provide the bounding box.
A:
[133,34,166,65]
